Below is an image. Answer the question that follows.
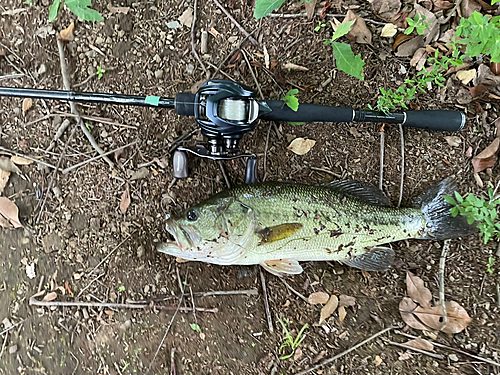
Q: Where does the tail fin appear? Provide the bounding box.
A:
[413,177,476,240]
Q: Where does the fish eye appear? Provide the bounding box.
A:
[186,210,198,222]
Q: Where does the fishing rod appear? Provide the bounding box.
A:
[0,80,465,183]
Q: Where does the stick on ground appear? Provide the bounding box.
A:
[439,239,451,327]
[191,0,207,76]
[382,337,444,359]
[210,0,259,46]
[260,268,274,333]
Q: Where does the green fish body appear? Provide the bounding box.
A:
[158,178,473,275]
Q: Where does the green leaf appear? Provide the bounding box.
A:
[254,0,286,19]
[283,89,300,112]
[451,206,460,217]
[443,195,457,205]
[48,0,61,22]
[331,42,365,80]
[330,21,354,42]
[467,216,475,225]
[65,0,103,21]
[190,323,201,333]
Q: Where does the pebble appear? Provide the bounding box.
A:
[13,107,21,116]
[201,31,208,54]
[52,186,61,199]
[38,63,47,75]
[137,245,145,258]
[2,318,12,330]
[154,70,163,79]
[9,345,18,354]
[186,64,195,75]
[144,285,150,294]
[167,21,180,29]
[448,354,459,362]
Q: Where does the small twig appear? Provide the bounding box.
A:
[259,268,274,333]
[26,112,137,130]
[76,273,105,298]
[218,160,231,189]
[438,0,463,24]
[46,119,71,152]
[310,167,342,179]
[127,289,259,304]
[398,124,405,207]
[0,145,60,171]
[383,338,444,359]
[170,347,176,375]
[295,326,395,375]
[496,283,500,309]
[210,0,259,46]
[280,278,308,303]
[394,330,500,367]
[70,351,80,375]
[242,49,264,100]
[263,124,272,182]
[62,141,137,174]
[0,320,26,337]
[0,73,24,81]
[379,127,385,191]
[439,239,451,328]
[73,67,116,88]
[0,331,8,358]
[191,0,208,76]
[189,286,197,324]
[88,234,133,278]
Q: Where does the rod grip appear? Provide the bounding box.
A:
[260,100,354,123]
[403,110,465,132]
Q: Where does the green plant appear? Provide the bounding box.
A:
[405,14,428,35]
[277,318,308,360]
[487,256,495,275]
[254,0,312,19]
[97,66,105,79]
[49,0,103,23]
[283,89,299,111]
[118,285,125,292]
[190,323,201,333]
[324,21,365,80]
[444,189,500,244]
[315,21,326,32]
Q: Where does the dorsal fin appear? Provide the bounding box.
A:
[322,180,392,207]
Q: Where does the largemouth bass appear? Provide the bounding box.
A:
[158,178,473,275]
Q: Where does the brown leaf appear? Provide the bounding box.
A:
[287,138,316,155]
[461,0,481,18]
[178,8,194,28]
[371,0,401,20]
[392,34,413,51]
[293,347,303,361]
[320,2,332,18]
[304,0,317,21]
[191,79,206,94]
[0,197,22,228]
[403,338,434,351]
[60,22,75,42]
[283,63,309,71]
[343,11,372,45]
[120,183,131,214]
[414,301,472,333]
[339,294,356,307]
[474,64,500,89]
[319,295,338,323]
[11,155,33,165]
[395,35,425,57]
[22,98,32,116]
[491,63,500,76]
[431,0,454,11]
[472,138,500,173]
[456,69,476,85]
[308,291,330,305]
[0,169,10,195]
[406,272,432,309]
[42,291,58,302]
[469,85,488,99]
[444,136,462,147]
[0,157,22,174]
[338,305,347,323]
[399,297,431,331]
[176,257,189,263]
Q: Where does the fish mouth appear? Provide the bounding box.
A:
[164,218,201,251]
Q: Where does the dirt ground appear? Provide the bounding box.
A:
[0,0,499,374]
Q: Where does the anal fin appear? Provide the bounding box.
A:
[260,259,303,276]
[341,247,395,271]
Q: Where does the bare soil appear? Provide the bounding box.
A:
[0,0,499,374]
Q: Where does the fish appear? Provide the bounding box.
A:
[158,178,474,276]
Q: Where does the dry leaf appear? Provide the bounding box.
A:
[399,297,431,331]
[456,69,476,85]
[472,138,500,173]
[338,305,347,323]
[339,294,356,307]
[22,98,32,116]
[444,136,462,147]
[107,4,130,14]
[283,63,309,71]
[263,45,270,70]
[403,338,434,351]
[461,0,481,18]
[304,0,317,21]
[287,138,316,155]
[42,291,58,302]
[60,22,75,42]
[319,295,338,323]
[178,8,193,28]
[393,33,413,51]
[0,157,22,174]
[371,0,401,20]
[293,347,303,361]
[120,184,131,214]
[410,48,427,68]
[395,36,425,57]
[343,11,372,45]
[0,197,22,228]
[491,62,500,76]
[0,169,10,195]
[308,291,330,305]
[414,301,472,333]
[374,355,383,366]
[432,0,454,11]
[406,272,432,309]
[473,64,500,91]
[11,155,33,165]
[381,23,397,37]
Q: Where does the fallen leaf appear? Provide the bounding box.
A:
[371,0,401,20]
[0,170,10,195]
[414,301,472,333]
[473,172,484,188]
[263,45,270,69]
[308,291,330,305]
[304,0,317,21]
[410,48,427,71]
[338,305,347,323]
[491,63,500,76]
[461,0,481,18]
[472,138,500,173]
[287,138,316,155]
[444,136,462,147]
[293,347,303,361]
[381,23,397,37]
[120,184,130,214]
[473,64,500,94]
[22,98,32,116]
[403,338,434,351]
[283,62,309,71]
[0,197,23,228]
[320,2,332,18]
[319,295,338,323]
[107,4,130,14]
[10,155,33,165]
[190,79,206,94]
[399,352,412,361]
[374,355,383,366]
[0,157,21,174]
[406,272,432,309]
[395,35,424,57]
[469,85,488,99]
[65,280,74,297]
[209,27,219,37]
[343,10,372,45]
[456,69,476,85]
[42,291,58,302]
[399,297,431,331]
[178,8,193,28]
[432,0,454,10]
[339,294,356,307]
[393,33,413,51]
[26,263,36,279]
[60,22,75,42]
[130,167,149,180]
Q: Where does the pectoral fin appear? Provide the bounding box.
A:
[341,247,395,271]
[260,259,303,276]
[256,223,303,244]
